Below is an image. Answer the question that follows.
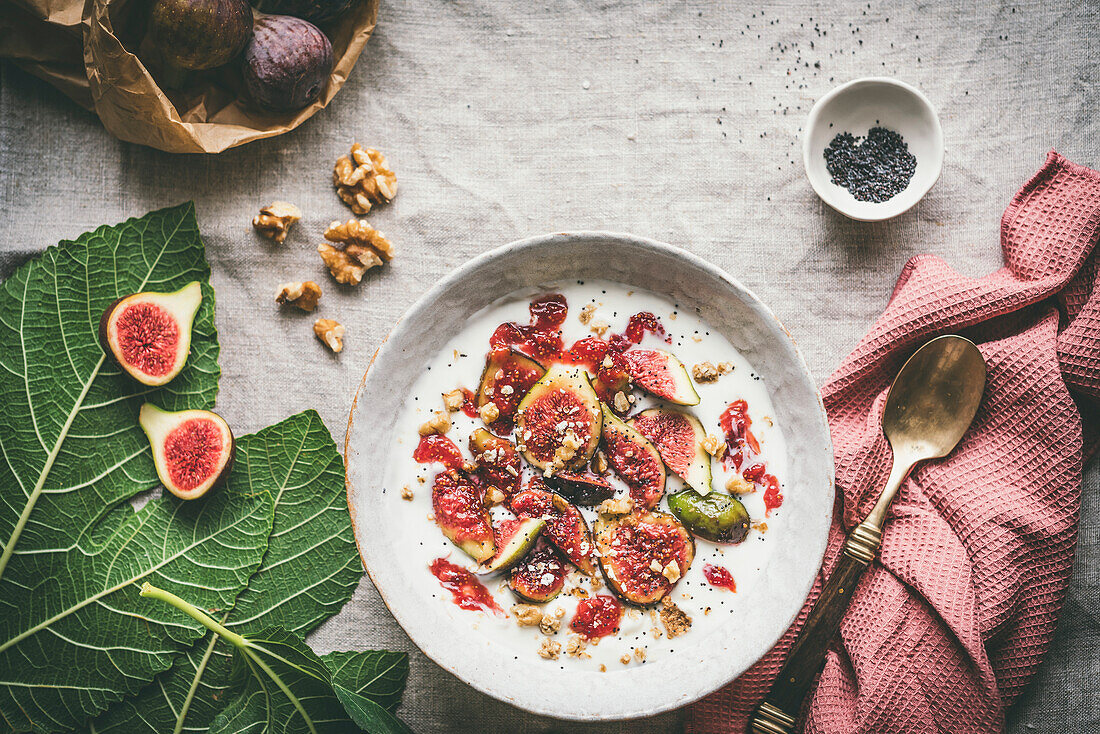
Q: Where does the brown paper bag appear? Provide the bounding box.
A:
[0,0,378,153]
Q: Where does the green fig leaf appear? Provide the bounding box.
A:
[322,650,409,715]
[90,411,369,734]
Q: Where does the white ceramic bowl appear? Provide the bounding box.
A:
[345,233,834,720]
[804,77,944,221]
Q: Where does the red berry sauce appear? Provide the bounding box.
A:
[459,387,478,418]
[569,594,623,639]
[489,293,568,361]
[702,563,737,592]
[429,558,503,616]
[719,400,782,516]
[413,434,465,473]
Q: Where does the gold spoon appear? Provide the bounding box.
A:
[749,335,986,734]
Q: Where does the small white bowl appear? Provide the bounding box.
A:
[803,77,944,222]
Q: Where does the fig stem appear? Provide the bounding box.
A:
[140,582,248,649]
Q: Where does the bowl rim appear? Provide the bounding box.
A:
[802,76,945,222]
[345,231,835,720]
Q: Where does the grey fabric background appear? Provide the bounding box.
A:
[1,1,1097,731]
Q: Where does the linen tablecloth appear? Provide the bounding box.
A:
[0,1,1096,731]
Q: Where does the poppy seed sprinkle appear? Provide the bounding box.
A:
[823,127,916,203]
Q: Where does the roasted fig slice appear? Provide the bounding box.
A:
[509,541,569,603]
[431,468,495,563]
[139,403,235,500]
[515,365,601,471]
[667,489,750,544]
[469,428,522,497]
[477,347,546,428]
[509,484,597,575]
[100,281,203,386]
[595,511,695,605]
[620,348,700,406]
[630,408,711,494]
[600,404,667,511]
[544,471,615,505]
[479,517,545,574]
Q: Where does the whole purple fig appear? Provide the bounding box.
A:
[242,15,333,112]
[149,0,252,71]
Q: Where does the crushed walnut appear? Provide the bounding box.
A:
[539,613,561,636]
[692,361,734,383]
[333,144,397,215]
[543,429,582,477]
[612,391,630,413]
[563,635,590,659]
[400,485,414,501]
[275,281,321,312]
[597,496,634,516]
[589,320,610,337]
[662,560,681,583]
[579,303,597,325]
[512,604,542,627]
[418,411,452,436]
[701,434,727,459]
[592,449,609,474]
[726,475,754,495]
[442,389,465,412]
[313,318,344,353]
[659,598,692,638]
[485,487,505,506]
[537,638,562,660]
[252,201,301,244]
[318,219,395,285]
[478,401,500,424]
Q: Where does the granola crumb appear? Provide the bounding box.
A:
[537,638,562,660]
[650,626,664,639]
[512,604,542,627]
[400,485,414,501]
[692,361,722,383]
[634,646,646,662]
[599,664,607,672]
[540,614,562,636]
[579,303,597,325]
[590,320,610,337]
[752,521,769,533]
[726,475,754,495]
[543,429,581,477]
[620,654,631,665]
[659,598,692,638]
[564,635,590,659]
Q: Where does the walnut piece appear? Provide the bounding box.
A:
[612,391,630,413]
[592,449,609,474]
[512,604,542,626]
[563,635,590,658]
[418,411,452,436]
[597,496,634,516]
[442,389,465,412]
[620,654,631,665]
[543,429,581,477]
[318,219,395,286]
[333,144,397,215]
[661,560,681,583]
[275,281,321,311]
[253,201,301,244]
[539,614,561,635]
[537,638,562,660]
[634,647,647,662]
[725,475,754,495]
[692,361,720,383]
[478,401,500,424]
[589,320,610,337]
[400,486,414,501]
[485,487,505,506]
[313,318,344,353]
[659,598,692,638]
[701,434,727,459]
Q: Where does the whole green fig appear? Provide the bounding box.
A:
[149,0,253,71]
[250,0,356,25]
[242,15,333,112]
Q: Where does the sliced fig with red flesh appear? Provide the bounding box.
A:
[479,517,545,574]
[476,347,546,429]
[139,403,235,500]
[595,511,695,605]
[620,348,700,406]
[515,364,601,471]
[431,468,495,563]
[469,428,521,497]
[509,484,597,575]
[509,540,569,603]
[630,407,712,494]
[544,471,615,505]
[600,404,666,511]
[100,281,203,386]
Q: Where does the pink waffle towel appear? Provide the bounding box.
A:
[688,152,1100,733]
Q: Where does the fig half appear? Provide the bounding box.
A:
[139,403,235,500]
[469,428,522,497]
[544,471,615,505]
[509,484,597,575]
[620,348,700,406]
[509,540,569,603]
[595,511,695,605]
[100,281,202,386]
[667,489,750,544]
[630,407,712,494]
[431,468,495,562]
[479,517,545,574]
[515,364,601,471]
[600,404,667,511]
[476,347,546,429]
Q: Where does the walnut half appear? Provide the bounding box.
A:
[318,219,395,286]
[313,318,345,353]
[252,202,301,244]
[333,144,397,215]
[275,281,321,311]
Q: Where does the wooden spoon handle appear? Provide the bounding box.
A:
[747,521,882,734]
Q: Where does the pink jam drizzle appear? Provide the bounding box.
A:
[703,563,738,592]
[429,558,504,616]
[413,434,465,473]
[569,594,623,639]
[719,399,782,515]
